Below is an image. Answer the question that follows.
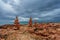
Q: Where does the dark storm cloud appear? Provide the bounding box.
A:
[0,0,60,24]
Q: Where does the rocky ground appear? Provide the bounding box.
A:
[0,23,60,40]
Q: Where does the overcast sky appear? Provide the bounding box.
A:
[0,0,60,24]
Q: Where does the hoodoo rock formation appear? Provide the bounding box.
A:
[14,16,20,29]
[28,17,32,27]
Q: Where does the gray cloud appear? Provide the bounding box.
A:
[0,0,60,24]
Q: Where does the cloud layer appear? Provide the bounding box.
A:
[0,0,60,24]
